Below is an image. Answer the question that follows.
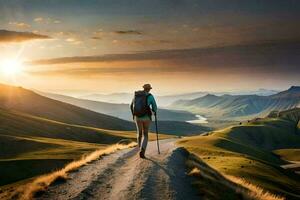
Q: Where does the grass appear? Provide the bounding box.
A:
[0,134,105,161]
[225,175,284,200]
[178,109,300,199]
[205,119,239,130]
[0,108,173,189]
[186,152,284,200]
[0,83,134,131]
[274,149,300,162]
[0,83,211,136]
[0,142,136,200]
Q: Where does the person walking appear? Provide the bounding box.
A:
[130,84,157,158]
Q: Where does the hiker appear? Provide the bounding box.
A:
[130,84,157,158]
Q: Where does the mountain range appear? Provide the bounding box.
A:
[37,91,198,122]
[79,89,278,107]
[0,83,209,135]
[170,86,300,120]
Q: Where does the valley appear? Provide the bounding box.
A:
[178,108,300,199]
[170,86,300,121]
[0,83,299,200]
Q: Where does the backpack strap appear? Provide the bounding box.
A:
[145,93,152,119]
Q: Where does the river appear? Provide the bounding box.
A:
[187,114,208,124]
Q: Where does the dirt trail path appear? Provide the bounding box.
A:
[38,139,200,200]
[281,161,300,174]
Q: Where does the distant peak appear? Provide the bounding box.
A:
[288,86,300,92]
[201,94,218,99]
[204,94,217,97]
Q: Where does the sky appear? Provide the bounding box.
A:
[0,0,299,96]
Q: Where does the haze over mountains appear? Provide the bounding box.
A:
[170,86,300,120]
[79,89,278,106]
[0,83,208,135]
[38,91,198,122]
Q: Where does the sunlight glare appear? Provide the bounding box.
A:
[0,59,23,76]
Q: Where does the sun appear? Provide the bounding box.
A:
[0,59,23,75]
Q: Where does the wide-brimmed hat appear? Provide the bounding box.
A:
[143,84,152,90]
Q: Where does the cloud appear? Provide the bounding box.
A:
[66,38,76,42]
[126,39,172,46]
[53,20,61,24]
[30,66,165,76]
[28,39,300,77]
[91,36,102,40]
[34,17,44,22]
[114,30,142,35]
[0,30,51,43]
[34,17,62,24]
[8,22,31,28]
[25,39,300,89]
[65,37,83,45]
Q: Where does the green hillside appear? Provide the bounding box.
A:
[274,149,300,162]
[0,83,134,131]
[0,108,172,186]
[0,109,127,144]
[37,91,212,135]
[178,108,300,199]
[0,108,120,186]
[170,86,300,120]
[39,92,211,136]
[0,84,208,135]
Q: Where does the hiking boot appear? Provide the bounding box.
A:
[139,149,146,159]
[139,151,146,159]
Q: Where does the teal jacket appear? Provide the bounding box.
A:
[130,92,157,120]
[146,93,158,113]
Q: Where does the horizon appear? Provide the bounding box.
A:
[38,85,290,97]
[1,81,297,98]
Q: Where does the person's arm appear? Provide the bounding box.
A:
[148,95,157,114]
[130,97,134,119]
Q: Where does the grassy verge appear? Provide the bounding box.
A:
[0,142,136,200]
[274,149,300,162]
[185,151,284,200]
[178,114,300,199]
[0,108,174,188]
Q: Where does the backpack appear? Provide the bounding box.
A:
[132,91,151,117]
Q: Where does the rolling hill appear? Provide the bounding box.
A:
[0,83,208,187]
[0,107,174,187]
[178,108,300,199]
[0,83,209,135]
[0,83,134,131]
[0,108,124,186]
[37,91,198,122]
[170,86,300,120]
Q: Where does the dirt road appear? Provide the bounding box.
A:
[37,139,200,200]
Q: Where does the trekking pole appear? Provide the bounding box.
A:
[154,113,161,154]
